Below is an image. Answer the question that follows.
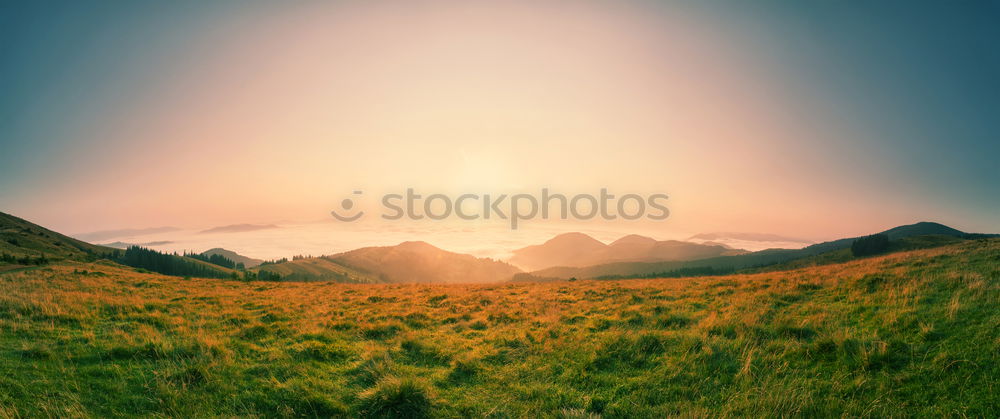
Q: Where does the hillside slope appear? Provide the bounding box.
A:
[255,241,522,283]
[255,257,380,283]
[0,212,232,278]
[329,241,521,283]
[0,239,996,416]
[0,212,120,260]
[532,221,986,279]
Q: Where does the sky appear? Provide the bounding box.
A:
[1,0,998,257]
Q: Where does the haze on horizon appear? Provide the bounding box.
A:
[1,1,998,244]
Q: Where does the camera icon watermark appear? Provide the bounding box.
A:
[330,190,365,222]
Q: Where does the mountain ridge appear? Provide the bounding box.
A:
[326,241,521,283]
[528,221,990,280]
[509,232,744,271]
[253,240,522,284]
[4,211,993,285]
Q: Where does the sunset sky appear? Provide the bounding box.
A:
[1,0,998,251]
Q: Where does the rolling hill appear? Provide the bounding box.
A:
[5,211,989,287]
[509,232,743,271]
[508,232,608,270]
[0,212,233,278]
[328,241,521,283]
[2,236,997,416]
[0,213,524,283]
[256,241,522,284]
[529,222,990,279]
[255,257,380,283]
[0,212,120,260]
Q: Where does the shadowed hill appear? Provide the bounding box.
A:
[509,232,743,271]
[328,241,521,283]
[255,257,380,283]
[530,222,992,279]
[509,232,608,271]
[882,221,966,239]
[255,241,522,283]
[0,212,120,261]
[0,212,232,278]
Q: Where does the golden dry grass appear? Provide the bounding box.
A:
[1,240,998,417]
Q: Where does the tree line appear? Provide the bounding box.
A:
[0,253,49,265]
[184,251,245,270]
[851,233,891,257]
[118,246,232,279]
[118,246,286,281]
[238,270,281,281]
[258,257,289,266]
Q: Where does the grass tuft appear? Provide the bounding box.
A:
[357,376,434,419]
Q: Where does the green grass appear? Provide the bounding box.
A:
[1,239,998,417]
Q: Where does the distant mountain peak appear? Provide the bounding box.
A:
[546,232,605,245]
[880,221,965,239]
[510,231,745,271]
[325,241,519,283]
[397,240,436,248]
[610,234,657,246]
[394,241,443,253]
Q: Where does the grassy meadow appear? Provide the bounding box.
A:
[1,239,998,418]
